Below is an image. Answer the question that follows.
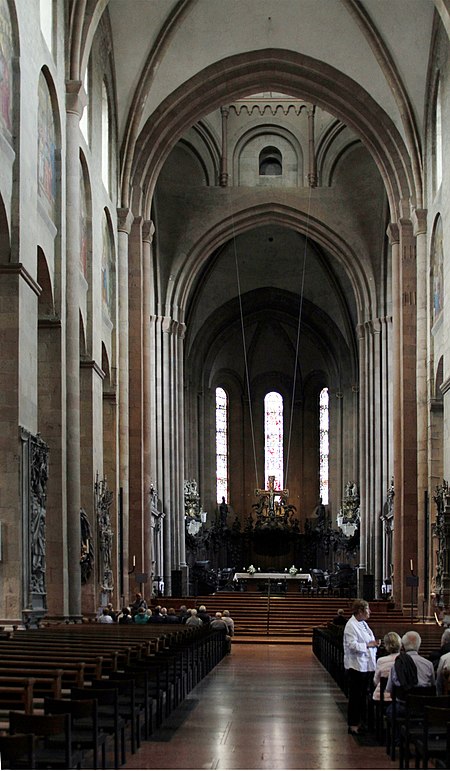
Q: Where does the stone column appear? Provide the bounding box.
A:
[161,316,173,594]
[176,321,187,572]
[65,80,86,618]
[400,219,418,599]
[387,223,402,604]
[307,105,317,187]
[413,209,428,609]
[219,107,229,187]
[370,318,383,595]
[357,322,367,582]
[388,219,418,606]
[116,208,134,601]
[142,220,155,582]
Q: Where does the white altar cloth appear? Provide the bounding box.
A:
[233,572,312,582]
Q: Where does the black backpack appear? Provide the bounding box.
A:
[394,652,418,691]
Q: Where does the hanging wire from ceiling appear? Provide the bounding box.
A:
[227,179,313,495]
[227,192,260,491]
[285,183,313,489]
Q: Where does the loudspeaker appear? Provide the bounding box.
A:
[171,569,182,596]
[362,573,375,601]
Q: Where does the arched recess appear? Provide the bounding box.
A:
[127,50,416,219]
[37,247,64,615]
[169,203,374,330]
[37,67,62,229]
[188,282,354,526]
[232,125,303,186]
[157,139,211,187]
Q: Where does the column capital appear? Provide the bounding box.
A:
[221,106,229,117]
[65,80,87,117]
[142,220,155,244]
[161,317,186,338]
[368,318,382,335]
[117,208,135,234]
[386,222,399,245]
[412,208,428,237]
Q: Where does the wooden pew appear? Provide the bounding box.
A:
[0,668,62,700]
[0,678,35,714]
[0,653,85,688]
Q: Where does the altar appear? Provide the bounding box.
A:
[233,572,312,593]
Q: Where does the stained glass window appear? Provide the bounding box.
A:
[319,387,329,504]
[216,387,228,503]
[264,392,283,489]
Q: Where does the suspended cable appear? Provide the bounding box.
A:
[227,192,260,491]
[285,183,313,488]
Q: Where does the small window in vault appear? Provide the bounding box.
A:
[259,146,282,176]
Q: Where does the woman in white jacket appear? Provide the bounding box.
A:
[343,599,381,735]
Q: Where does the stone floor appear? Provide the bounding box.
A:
[124,644,397,770]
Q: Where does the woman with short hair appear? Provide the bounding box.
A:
[372,631,401,701]
[343,599,381,735]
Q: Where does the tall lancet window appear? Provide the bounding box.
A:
[101,80,110,193]
[264,391,283,489]
[435,78,443,193]
[319,387,329,504]
[216,387,228,503]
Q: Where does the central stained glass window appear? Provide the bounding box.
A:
[264,391,283,489]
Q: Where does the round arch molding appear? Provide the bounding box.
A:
[165,201,375,326]
[126,48,417,219]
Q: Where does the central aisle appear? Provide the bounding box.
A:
[124,644,396,770]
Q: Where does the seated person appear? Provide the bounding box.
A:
[106,603,118,622]
[386,630,435,716]
[166,608,181,623]
[134,607,149,624]
[148,605,165,623]
[118,607,133,624]
[222,609,234,636]
[373,631,401,701]
[332,608,347,626]
[210,611,228,633]
[98,608,114,624]
[177,605,189,623]
[197,605,211,624]
[130,592,147,618]
[429,628,450,671]
[186,608,203,627]
[436,647,450,694]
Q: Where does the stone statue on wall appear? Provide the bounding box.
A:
[29,435,49,596]
[96,476,114,592]
[80,508,94,584]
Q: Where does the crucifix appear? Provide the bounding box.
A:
[255,475,289,516]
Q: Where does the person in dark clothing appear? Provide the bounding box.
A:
[429,628,450,670]
[177,605,189,623]
[332,608,347,626]
[118,607,133,624]
[197,605,211,624]
[130,592,147,618]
